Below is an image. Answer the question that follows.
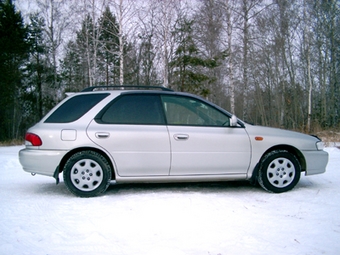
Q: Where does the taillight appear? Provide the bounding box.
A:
[25,133,43,146]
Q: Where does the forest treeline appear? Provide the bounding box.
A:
[0,0,339,142]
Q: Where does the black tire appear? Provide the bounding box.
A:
[63,151,111,197]
[258,150,301,193]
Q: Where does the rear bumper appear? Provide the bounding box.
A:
[19,148,67,177]
[303,150,329,175]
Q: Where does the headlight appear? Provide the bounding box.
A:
[316,141,325,150]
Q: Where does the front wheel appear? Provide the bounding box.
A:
[258,150,301,193]
[63,151,111,197]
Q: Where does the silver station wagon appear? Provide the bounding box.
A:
[19,86,328,197]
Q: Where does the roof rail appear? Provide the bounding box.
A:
[81,85,173,92]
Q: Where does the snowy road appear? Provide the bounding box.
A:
[0,146,339,255]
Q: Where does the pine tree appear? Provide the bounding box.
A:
[98,7,120,85]
[170,17,218,97]
[60,40,84,92]
[0,0,29,141]
[23,13,54,121]
[73,14,97,89]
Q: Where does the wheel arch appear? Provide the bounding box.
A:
[57,147,116,180]
[251,144,306,182]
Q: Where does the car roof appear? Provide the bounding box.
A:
[75,85,224,110]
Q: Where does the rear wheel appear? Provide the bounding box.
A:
[258,150,301,193]
[63,151,111,197]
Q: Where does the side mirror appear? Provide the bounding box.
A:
[230,115,238,127]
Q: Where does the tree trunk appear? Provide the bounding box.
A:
[226,0,234,114]
[118,0,124,85]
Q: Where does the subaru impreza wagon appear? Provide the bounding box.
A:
[19,86,328,197]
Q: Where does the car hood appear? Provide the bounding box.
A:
[244,124,321,150]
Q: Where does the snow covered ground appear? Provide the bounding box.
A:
[0,146,339,255]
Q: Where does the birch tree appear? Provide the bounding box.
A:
[225,0,235,113]
[193,0,226,104]
[238,0,264,121]
[36,0,70,101]
[152,0,178,88]
[302,0,313,132]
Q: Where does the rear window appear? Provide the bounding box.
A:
[45,93,109,123]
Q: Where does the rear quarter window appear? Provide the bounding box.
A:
[44,93,109,123]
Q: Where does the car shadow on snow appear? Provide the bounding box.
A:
[105,176,325,196]
[27,177,322,197]
[105,181,260,196]
[25,180,258,197]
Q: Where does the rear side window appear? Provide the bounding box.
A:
[45,94,109,123]
[98,94,165,125]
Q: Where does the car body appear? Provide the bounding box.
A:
[19,86,328,197]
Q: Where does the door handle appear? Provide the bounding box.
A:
[95,132,110,138]
[174,134,189,141]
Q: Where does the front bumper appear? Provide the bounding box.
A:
[303,150,329,175]
[19,148,67,177]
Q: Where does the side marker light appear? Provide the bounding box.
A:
[255,136,263,141]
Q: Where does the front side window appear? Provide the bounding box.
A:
[45,93,109,123]
[161,95,230,126]
[98,94,165,125]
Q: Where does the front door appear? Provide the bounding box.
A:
[161,95,251,175]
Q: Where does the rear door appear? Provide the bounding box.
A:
[87,94,171,177]
[161,95,251,175]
